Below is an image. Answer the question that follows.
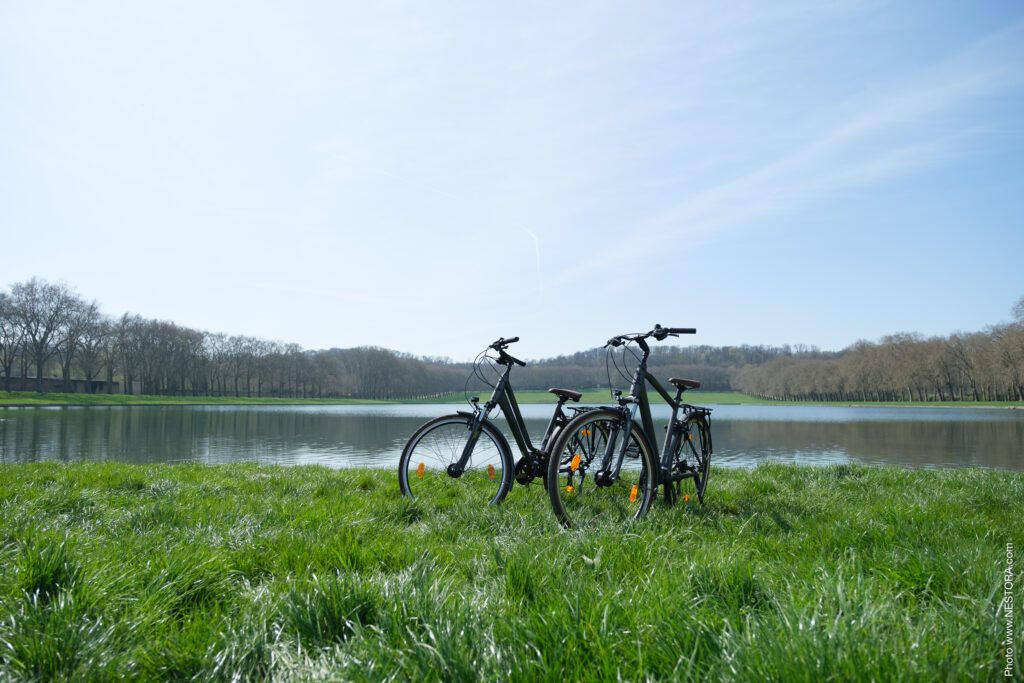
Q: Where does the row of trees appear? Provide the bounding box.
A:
[733,306,1024,402]
[2,278,1022,402]
[0,279,462,399]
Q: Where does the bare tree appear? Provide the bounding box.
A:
[10,278,80,392]
[1013,295,1024,323]
[55,299,101,392]
[0,292,25,392]
[78,315,113,392]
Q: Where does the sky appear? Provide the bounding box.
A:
[2,1,1023,361]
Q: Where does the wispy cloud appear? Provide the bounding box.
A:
[550,22,1024,284]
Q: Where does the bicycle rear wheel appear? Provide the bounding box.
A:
[666,414,711,504]
[398,415,513,506]
[546,408,657,528]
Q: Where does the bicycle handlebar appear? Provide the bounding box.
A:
[485,337,526,366]
[605,324,697,347]
[490,336,519,350]
[502,351,526,367]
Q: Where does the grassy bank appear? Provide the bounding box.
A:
[0,391,390,407]
[0,463,1019,680]
[401,389,772,405]
[4,388,1019,408]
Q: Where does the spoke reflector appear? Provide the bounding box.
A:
[416,462,425,478]
[630,484,638,503]
[570,454,581,472]
[487,463,496,480]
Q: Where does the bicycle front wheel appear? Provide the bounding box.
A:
[398,415,513,506]
[546,408,657,528]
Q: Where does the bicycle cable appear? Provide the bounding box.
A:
[464,346,504,416]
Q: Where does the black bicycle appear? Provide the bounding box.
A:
[398,337,586,506]
[545,325,713,527]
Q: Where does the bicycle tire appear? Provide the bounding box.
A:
[666,414,712,505]
[398,414,513,506]
[545,408,657,528]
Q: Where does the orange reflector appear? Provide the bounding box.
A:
[687,433,693,441]
[569,454,581,472]
[683,494,691,503]
[416,462,425,478]
[629,484,638,503]
[487,464,496,480]
[565,485,575,493]
[580,429,590,437]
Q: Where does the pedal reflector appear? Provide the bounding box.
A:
[570,453,581,472]
[487,463,496,480]
[683,494,691,503]
[565,485,575,493]
[416,462,425,478]
[629,484,638,503]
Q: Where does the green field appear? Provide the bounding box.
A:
[5,388,1019,408]
[403,389,776,405]
[0,463,1019,680]
[0,391,390,407]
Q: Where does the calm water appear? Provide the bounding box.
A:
[1,404,1022,470]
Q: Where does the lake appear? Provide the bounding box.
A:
[1,404,1022,470]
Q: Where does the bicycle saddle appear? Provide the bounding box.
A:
[668,378,701,390]
[548,388,583,402]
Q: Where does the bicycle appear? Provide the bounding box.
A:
[398,337,587,506]
[545,325,713,527]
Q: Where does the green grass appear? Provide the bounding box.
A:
[0,463,1019,680]
[0,391,390,407]
[4,388,1019,408]
[405,389,776,405]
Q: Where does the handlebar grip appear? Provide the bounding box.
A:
[491,336,521,350]
[666,328,696,334]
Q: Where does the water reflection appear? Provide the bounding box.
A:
[0,404,1021,471]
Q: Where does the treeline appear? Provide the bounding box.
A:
[733,325,1024,402]
[2,278,1022,402]
[513,344,829,392]
[0,278,463,399]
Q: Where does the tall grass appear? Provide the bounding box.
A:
[0,462,1019,680]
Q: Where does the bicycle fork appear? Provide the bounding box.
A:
[594,404,637,486]
[448,402,488,478]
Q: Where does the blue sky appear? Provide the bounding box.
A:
[2,1,1022,360]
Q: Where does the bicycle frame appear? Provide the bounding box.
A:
[452,360,570,474]
[599,340,694,480]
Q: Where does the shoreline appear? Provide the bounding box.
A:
[2,392,1022,410]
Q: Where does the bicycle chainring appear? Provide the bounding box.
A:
[514,452,547,485]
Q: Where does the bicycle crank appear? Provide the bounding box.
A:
[514,452,547,485]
